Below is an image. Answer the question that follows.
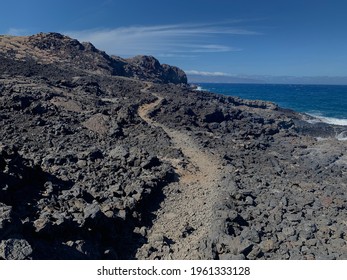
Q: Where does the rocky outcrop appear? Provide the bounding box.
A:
[123,55,187,84]
[0,33,187,84]
[0,74,176,259]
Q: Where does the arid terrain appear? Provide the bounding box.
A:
[1,33,346,260]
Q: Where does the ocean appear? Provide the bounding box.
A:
[196,83,347,126]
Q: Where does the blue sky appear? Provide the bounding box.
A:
[1,0,347,81]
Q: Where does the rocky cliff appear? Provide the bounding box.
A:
[0,33,346,260]
[0,32,187,84]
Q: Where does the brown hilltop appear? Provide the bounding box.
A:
[0,32,187,84]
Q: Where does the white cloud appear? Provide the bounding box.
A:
[178,44,241,53]
[64,22,257,57]
[156,53,198,58]
[185,70,231,76]
[6,28,28,36]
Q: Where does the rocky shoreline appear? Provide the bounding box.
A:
[1,33,346,259]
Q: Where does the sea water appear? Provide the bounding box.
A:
[197,83,347,126]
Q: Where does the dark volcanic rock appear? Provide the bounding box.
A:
[146,83,347,260]
[0,238,33,260]
[124,55,187,84]
[1,33,346,260]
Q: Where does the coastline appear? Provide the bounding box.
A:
[195,82,347,133]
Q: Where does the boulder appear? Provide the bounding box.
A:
[0,239,33,260]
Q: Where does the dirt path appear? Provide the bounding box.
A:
[137,87,223,259]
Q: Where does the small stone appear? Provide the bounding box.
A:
[149,233,165,244]
[123,197,136,209]
[301,245,310,254]
[181,224,195,238]
[329,238,346,249]
[245,196,254,205]
[230,236,253,255]
[280,196,288,206]
[77,160,87,168]
[305,254,316,260]
[305,239,317,246]
[0,204,12,230]
[260,239,275,253]
[315,252,335,260]
[33,216,51,233]
[83,203,101,219]
[299,222,317,239]
[216,243,225,254]
[305,208,314,218]
[116,210,127,220]
[134,226,148,237]
[241,227,260,243]
[247,245,262,259]
[228,210,239,221]
[65,240,75,247]
[286,213,301,222]
[289,252,305,260]
[104,210,114,218]
[282,226,296,237]
[109,146,129,159]
[139,226,147,237]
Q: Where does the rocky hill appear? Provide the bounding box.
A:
[0,33,346,260]
[0,32,187,84]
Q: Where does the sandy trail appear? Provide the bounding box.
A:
[137,86,223,259]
